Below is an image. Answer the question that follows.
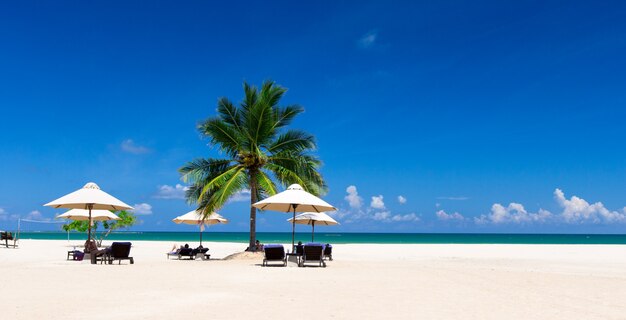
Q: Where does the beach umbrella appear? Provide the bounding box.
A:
[57,209,120,221]
[253,184,336,251]
[287,212,339,242]
[172,210,228,245]
[44,182,133,241]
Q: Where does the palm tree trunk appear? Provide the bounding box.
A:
[248,171,258,251]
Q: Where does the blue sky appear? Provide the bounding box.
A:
[1,1,626,233]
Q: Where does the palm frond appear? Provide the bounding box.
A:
[272,104,304,131]
[267,152,326,195]
[246,98,274,148]
[260,80,286,109]
[268,129,316,154]
[197,166,248,214]
[242,82,258,111]
[179,158,234,184]
[199,118,242,156]
[255,170,278,199]
[184,184,203,205]
[217,97,243,130]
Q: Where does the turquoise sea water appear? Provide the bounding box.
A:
[13,231,626,244]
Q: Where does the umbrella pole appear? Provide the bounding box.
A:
[87,204,93,241]
[292,204,297,252]
[200,228,203,246]
[312,221,315,242]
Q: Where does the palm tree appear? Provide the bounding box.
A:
[179,81,326,251]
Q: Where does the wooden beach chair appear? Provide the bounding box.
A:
[323,244,333,261]
[174,246,208,260]
[106,242,134,264]
[191,247,209,260]
[299,244,326,267]
[197,247,211,260]
[1,231,18,248]
[263,244,287,267]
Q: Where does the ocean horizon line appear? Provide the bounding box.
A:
[13,231,626,244]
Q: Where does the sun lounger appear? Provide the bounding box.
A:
[263,244,287,267]
[200,248,211,260]
[67,250,85,261]
[323,244,333,261]
[1,231,18,248]
[91,247,113,264]
[176,247,195,259]
[106,242,134,265]
[299,243,326,267]
[193,247,209,260]
[166,251,179,259]
[173,247,208,260]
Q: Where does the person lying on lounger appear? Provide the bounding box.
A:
[168,244,180,254]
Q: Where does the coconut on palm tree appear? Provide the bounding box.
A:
[179,81,326,251]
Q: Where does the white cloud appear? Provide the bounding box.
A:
[345,185,363,209]
[154,184,188,199]
[554,189,626,224]
[391,213,420,222]
[464,189,626,226]
[436,210,465,221]
[475,203,551,224]
[121,139,151,154]
[0,208,20,221]
[371,211,420,223]
[133,203,153,215]
[228,189,251,202]
[337,186,418,224]
[25,210,48,221]
[397,195,407,204]
[327,209,350,220]
[358,30,377,48]
[370,195,385,209]
[436,196,470,201]
[372,211,391,221]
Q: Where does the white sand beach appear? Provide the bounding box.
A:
[1,240,626,320]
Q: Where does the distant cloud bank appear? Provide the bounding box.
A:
[441,189,626,226]
[332,185,419,224]
[436,210,465,221]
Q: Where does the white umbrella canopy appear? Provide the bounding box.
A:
[253,184,336,213]
[45,182,132,211]
[57,209,120,221]
[253,184,336,250]
[44,182,133,241]
[287,212,339,242]
[173,210,228,225]
[172,210,228,245]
